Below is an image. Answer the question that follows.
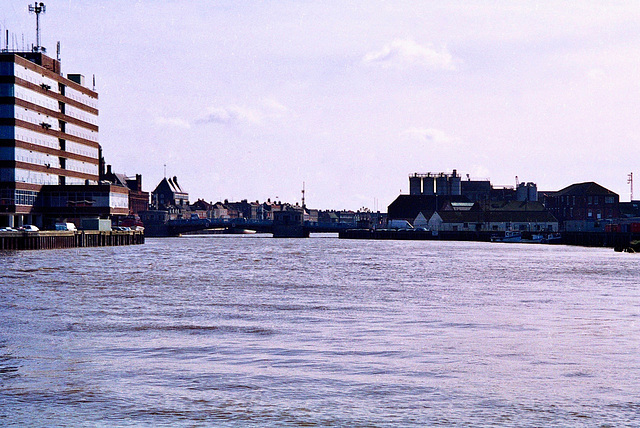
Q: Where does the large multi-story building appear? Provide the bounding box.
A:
[0,50,105,227]
[541,182,620,231]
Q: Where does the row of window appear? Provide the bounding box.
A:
[3,83,99,126]
[12,126,59,150]
[12,168,58,185]
[449,224,555,232]
[65,121,98,143]
[45,191,128,209]
[13,84,59,111]
[65,102,98,126]
[10,63,99,109]
[12,66,59,97]
[0,189,39,206]
[66,158,99,175]
[1,167,97,186]
[10,108,98,143]
[0,125,99,159]
[6,147,98,175]
[561,207,614,220]
[13,147,60,168]
[0,189,125,208]
[64,84,98,109]
[560,195,616,205]
[66,140,99,158]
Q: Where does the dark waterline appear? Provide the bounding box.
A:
[1,235,639,427]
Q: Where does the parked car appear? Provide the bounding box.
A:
[112,226,131,231]
[0,227,18,232]
[19,225,40,232]
[55,222,77,231]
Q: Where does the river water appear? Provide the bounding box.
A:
[1,235,639,427]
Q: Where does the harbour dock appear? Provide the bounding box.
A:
[0,230,144,251]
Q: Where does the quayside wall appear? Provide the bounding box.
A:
[0,231,144,251]
[340,229,496,242]
[339,229,638,249]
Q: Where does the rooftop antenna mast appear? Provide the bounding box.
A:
[628,172,633,201]
[28,2,46,53]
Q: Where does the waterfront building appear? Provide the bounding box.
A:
[388,194,472,224]
[190,199,214,219]
[0,50,101,227]
[461,179,492,202]
[541,182,620,232]
[392,171,542,224]
[427,201,558,233]
[101,164,149,215]
[151,176,188,209]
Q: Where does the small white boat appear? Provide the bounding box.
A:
[521,234,545,243]
[491,230,522,243]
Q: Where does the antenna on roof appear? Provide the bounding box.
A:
[28,2,46,53]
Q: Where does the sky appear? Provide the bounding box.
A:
[2,1,640,209]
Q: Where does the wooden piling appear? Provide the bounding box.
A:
[0,230,144,251]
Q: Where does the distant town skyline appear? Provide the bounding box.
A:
[2,1,639,209]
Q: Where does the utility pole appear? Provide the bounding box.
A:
[28,2,46,52]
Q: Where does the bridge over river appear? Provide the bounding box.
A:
[145,218,358,237]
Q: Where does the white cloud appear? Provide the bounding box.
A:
[261,98,289,114]
[587,68,606,82]
[197,106,259,125]
[153,116,191,129]
[364,39,457,70]
[197,99,290,126]
[401,127,460,145]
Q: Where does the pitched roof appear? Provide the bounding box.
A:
[552,182,618,197]
[153,177,188,195]
[388,194,471,219]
